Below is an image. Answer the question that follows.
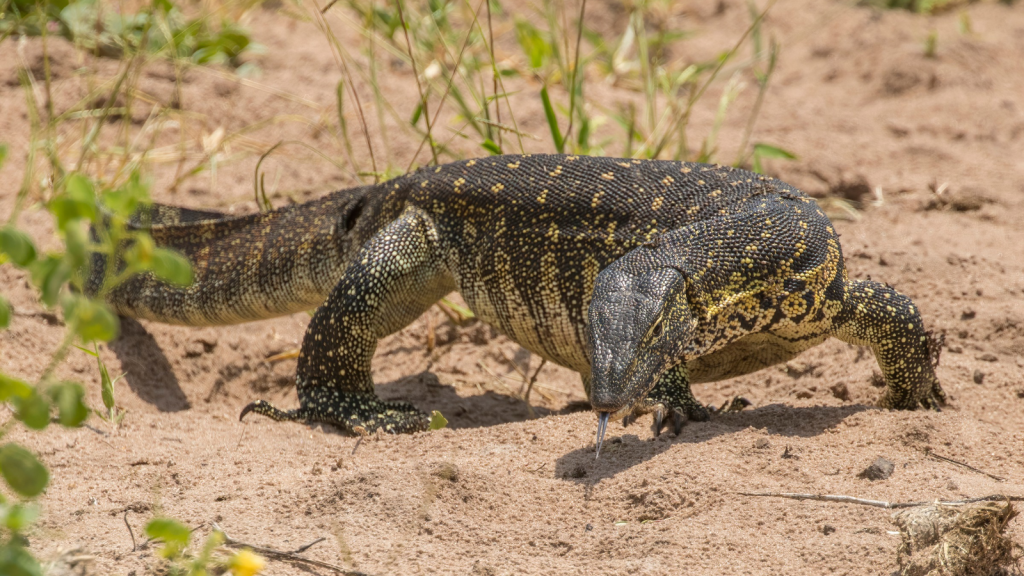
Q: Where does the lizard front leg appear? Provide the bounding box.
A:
[241,206,455,433]
[622,363,710,435]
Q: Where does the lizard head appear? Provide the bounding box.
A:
[586,247,694,454]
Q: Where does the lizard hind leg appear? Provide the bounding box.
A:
[240,206,455,434]
[830,279,945,410]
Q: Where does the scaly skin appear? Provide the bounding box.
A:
[92,155,945,435]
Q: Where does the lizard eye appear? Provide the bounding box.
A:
[650,317,663,339]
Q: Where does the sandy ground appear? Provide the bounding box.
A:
[2,0,1024,574]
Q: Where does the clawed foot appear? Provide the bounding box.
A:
[877,378,948,412]
[622,398,710,436]
[240,392,429,434]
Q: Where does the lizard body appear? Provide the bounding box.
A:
[92,154,945,435]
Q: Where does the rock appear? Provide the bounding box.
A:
[830,382,850,401]
[754,438,771,450]
[973,370,984,385]
[820,524,836,536]
[795,389,814,399]
[859,457,895,481]
[978,353,998,362]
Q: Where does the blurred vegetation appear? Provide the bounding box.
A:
[859,0,1014,14]
[0,0,259,67]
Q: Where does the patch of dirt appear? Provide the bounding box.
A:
[3,0,1024,574]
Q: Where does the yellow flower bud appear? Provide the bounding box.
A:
[228,549,265,576]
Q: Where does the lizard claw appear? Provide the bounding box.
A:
[651,408,665,437]
[672,408,686,435]
[239,394,429,434]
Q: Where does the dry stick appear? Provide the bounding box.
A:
[124,511,137,552]
[211,522,366,576]
[521,358,549,418]
[396,0,439,165]
[738,492,1024,510]
[926,449,1007,483]
[485,0,501,151]
[562,0,588,148]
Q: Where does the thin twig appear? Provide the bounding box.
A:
[396,0,438,165]
[562,0,587,148]
[738,492,1024,510]
[124,511,136,552]
[926,449,1006,483]
[351,436,364,456]
[212,522,367,575]
[485,0,500,151]
[522,359,548,418]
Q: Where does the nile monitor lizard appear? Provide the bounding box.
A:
[89,154,945,443]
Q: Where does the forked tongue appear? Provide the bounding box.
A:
[595,412,610,459]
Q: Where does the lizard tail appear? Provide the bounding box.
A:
[89,185,390,326]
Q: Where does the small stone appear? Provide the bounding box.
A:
[795,389,814,399]
[960,309,976,320]
[820,524,836,536]
[859,457,895,481]
[754,438,771,450]
[869,371,886,388]
[978,353,998,362]
[946,480,958,491]
[830,382,850,401]
[948,345,963,354]
[973,370,985,385]
[1015,388,1024,399]
[585,523,593,532]
[184,341,205,358]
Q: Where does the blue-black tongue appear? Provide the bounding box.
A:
[595,412,610,459]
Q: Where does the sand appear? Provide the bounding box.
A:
[2,0,1024,574]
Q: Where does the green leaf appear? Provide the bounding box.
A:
[63,222,89,269]
[65,174,96,203]
[540,86,563,154]
[0,444,49,497]
[51,174,97,230]
[0,374,33,402]
[48,382,88,427]
[28,255,73,306]
[752,143,798,160]
[101,172,149,218]
[409,102,423,127]
[0,296,9,329]
[0,542,43,576]
[1,503,40,532]
[428,410,448,430]
[14,392,50,431]
[0,227,37,268]
[146,518,192,547]
[0,144,8,170]
[480,139,502,155]
[150,248,192,286]
[98,348,115,411]
[62,295,119,342]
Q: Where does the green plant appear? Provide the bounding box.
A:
[146,519,265,576]
[0,0,259,68]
